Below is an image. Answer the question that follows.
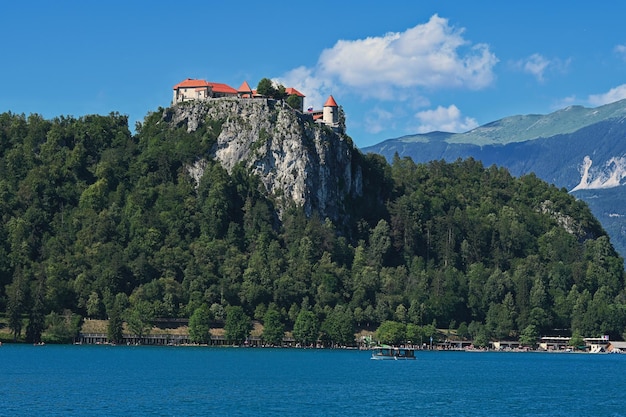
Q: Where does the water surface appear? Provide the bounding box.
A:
[1,345,624,416]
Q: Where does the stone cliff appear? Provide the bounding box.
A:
[164,98,363,221]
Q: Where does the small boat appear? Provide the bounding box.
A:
[370,345,416,360]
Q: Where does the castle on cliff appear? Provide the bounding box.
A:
[172,78,339,129]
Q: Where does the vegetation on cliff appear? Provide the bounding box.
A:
[0,108,625,344]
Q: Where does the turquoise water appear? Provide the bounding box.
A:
[1,345,625,416]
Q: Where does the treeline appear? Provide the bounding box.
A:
[0,110,625,345]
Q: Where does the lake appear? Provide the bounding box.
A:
[1,344,625,416]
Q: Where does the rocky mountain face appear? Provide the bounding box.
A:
[164,98,363,222]
[362,99,626,260]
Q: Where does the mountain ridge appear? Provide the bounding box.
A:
[376,98,626,148]
[362,99,626,259]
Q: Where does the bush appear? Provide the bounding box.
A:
[43,311,82,344]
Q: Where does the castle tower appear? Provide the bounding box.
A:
[237,81,253,98]
[322,95,338,126]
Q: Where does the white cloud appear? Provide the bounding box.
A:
[414,104,478,133]
[521,54,550,82]
[318,15,497,94]
[513,53,569,82]
[615,44,626,60]
[275,66,334,113]
[588,84,626,106]
[364,107,396,134]
[279,15,497,108]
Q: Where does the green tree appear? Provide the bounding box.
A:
[6,272,29,341]
[473,328,489,348]
[286,94,302,111]
[321,305,355,346]
[292,310,320,346]
[375,320,406,345]
[368,219,391,269]
[210,303,225,322]
[86,291,103,318]
[43,310,82,344]
[423,322,437,345]
[256,78,276,98]
[189,304,212,344]
[224,305,252,345]
[519,324,539,348]
[262,306,285,346]
[107,312,123,344]
[254,303,267,322]
[256,78,287,100]
[568,331,585,350]
[456,322,469,339]
[126,300,154,339]
[275,84,287,100]
[26,278,46,344]
[406,323,424,345]
[106,293,127,344]
[486,295,516,340]
[394,304,408,323]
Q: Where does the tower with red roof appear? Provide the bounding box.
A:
[323,95,339,127]
[237,81,253,98]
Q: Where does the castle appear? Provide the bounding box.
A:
[172,78,339,129]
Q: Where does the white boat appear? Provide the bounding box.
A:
[370,345,416,360]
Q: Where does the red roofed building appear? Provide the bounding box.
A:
[237,81,254,98]
[284,87,305,112]
[172,79,210,103]
[322,95,339,127]
[207,82,238,97]
[173,78,238,103]
[285,87,305,98]
[171,78,342,129]
[306,95,341,130]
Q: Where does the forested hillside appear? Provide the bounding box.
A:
[1,109,625,345]
[362,100,626,260]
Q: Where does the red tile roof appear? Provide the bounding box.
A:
[173,78,209,89]
[173,78,237,94]
[285,87,305,97]
[208,82,237,95]
[237,81,253,93]
[324,95,338,107]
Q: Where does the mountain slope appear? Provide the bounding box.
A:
[376,99,626,148]
[363,100,626,259]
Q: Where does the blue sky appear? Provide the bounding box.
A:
[3,1,626,148]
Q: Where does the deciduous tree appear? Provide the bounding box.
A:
[261,306,285,346]
[375,320,406,345]
[189,304,212,344]
[224,305,251,345]
[292,310,319,346]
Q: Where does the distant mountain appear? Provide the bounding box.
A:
[362,99,626,259]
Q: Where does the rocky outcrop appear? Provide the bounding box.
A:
[166,98,363,221]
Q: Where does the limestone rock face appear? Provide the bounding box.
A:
[166,98,363,221]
